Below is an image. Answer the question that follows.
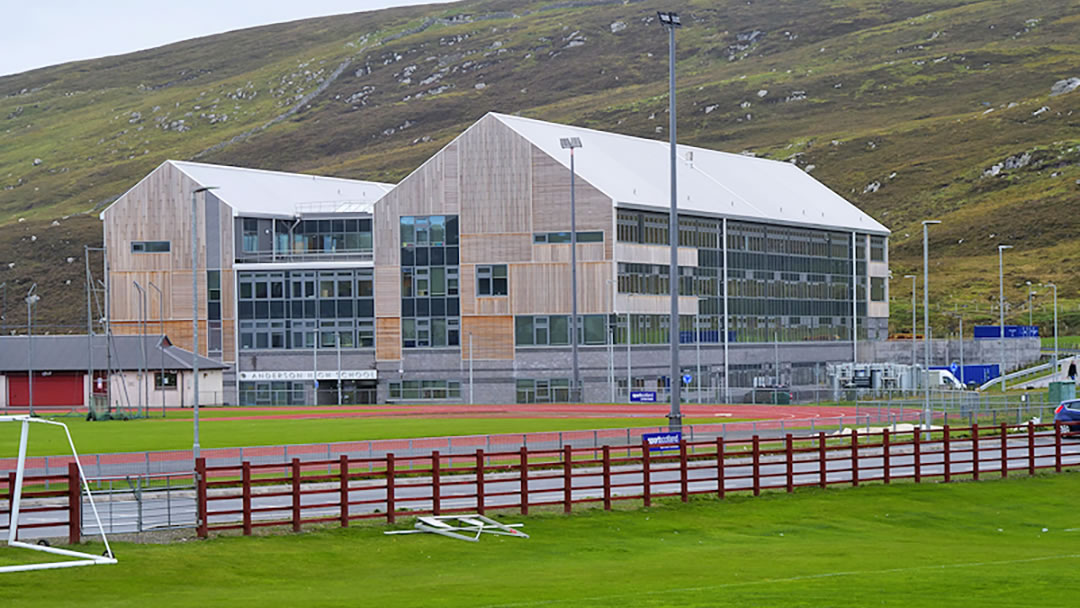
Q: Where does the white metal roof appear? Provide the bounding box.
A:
[167,161,393,217]
[490,113,889,235]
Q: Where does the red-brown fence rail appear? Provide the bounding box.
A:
[0,463,83,544]
[189,422,1080,538]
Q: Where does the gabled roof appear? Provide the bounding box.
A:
[0,335,229,372]
[103,160,395,219]
[490,113,889,235]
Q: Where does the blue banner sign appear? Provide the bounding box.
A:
[642,432,682,452]
[973,325,1040,339]
[630,391,657,403]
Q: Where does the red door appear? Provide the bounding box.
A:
[7,373,85,407]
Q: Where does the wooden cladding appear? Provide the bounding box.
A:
[374,266,401,318]
[459,233,532,264]
[376,318,402,361]
[509,262,612,315]
[530,144,611,233]
[461,316,514,360]
[458,119,533,236]
[532,243,606,264]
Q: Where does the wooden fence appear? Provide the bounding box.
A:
[1,463,83,544]
[193,422,1079,538]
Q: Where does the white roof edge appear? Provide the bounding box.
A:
[615,202,891,235]
[168,160,395,190]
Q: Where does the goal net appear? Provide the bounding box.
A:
[1,415,117,573]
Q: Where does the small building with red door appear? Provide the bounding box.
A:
[0,335,228,411]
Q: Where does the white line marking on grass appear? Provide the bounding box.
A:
[480,554,1080,608]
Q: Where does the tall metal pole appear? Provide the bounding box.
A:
[570,147,579,403]
[191,185,217,459]
[1,281,7,334]
[922,220,940,429]
[625,314,631,402]
[1047,283,1058,382]
[852,232,858,365]
[998,244,1012,393]
[336,332,342,406]
[959,316,964,386]
[469,333,474,404]
[149,281,165,417]
[25,283,38,416]
[695,315,701,403]
[722,218,730,404]
[133,280,147,417]
[905,275,917,369]
[659,10,682,431]
[84,252,94,415]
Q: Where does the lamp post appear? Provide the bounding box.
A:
[1044,283,1058,381]
[149,281,165,417]
[998,244,1012,393]
[560,136,584,404]
[1,281,7,334]
[904,274,917,369]
[1026,281,1034,327]
[25,283,39,416]
[922,220,940,431]
[191,185,218,459]
[606,278,616,403]
[658,9,682,431]
[133,280,148,417]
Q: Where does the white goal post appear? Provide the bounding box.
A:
[1,415,117,573]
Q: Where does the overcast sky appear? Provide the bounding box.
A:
[1,0,461,77]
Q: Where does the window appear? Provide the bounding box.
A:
[477,265,508,296]
[870,236,886,262]
[154,372,178,389]
[870,277,886,302]
[516,378,574,403]
[515,315,606,346]
[534,231,603,244]
[401,215,460,350]
[131,241,170,253]
[388,380,462,401]
[242,218,259,253]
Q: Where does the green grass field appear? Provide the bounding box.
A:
[0,414,742,457]
[2,474,1077,607]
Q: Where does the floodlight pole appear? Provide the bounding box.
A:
[560,136,583,404]
[905,274,917,370]
[1,281,6,334]
[659,9,682,431]
[25,284,39,417]
[922,220,940,432]
[149,281,165,417]
[133,280,148,417]
[998,244,1012,393]
[1045,283,1058,381]
[191,186,217,459]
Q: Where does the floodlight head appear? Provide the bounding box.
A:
[657,11,681,27]
[922,219,941,226]
[560,137,583,149]
[998,244,1013,251]
[904,274,917,279]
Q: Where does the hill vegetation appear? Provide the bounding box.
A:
[1,0,1078,334]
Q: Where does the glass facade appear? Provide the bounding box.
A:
[515,315,607,346]
[388,380,462,400]
[401,215,460,348]
[237,269,375,350]
[516,378,575,403]
[237,216,373,261]
[616,209,886,343]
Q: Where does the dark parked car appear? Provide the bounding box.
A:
[1054,398,1080,433]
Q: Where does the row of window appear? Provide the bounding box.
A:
[131,240,170,253]
[400,215,459,247]
[616,263,717,297]
[238,270,374,321]
[241,217,374,256]
[388,380,462,400]
[402,317,460,348]
[533,231,603,244]
[514,315,608,346]
[239,319,375,350]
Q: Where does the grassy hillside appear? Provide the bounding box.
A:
[1,0,1078,334]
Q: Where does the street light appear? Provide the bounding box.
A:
[904,274,917,370]
[149,281,165,417]
[658,9,682,431]
[25,283,39,416]
[998,244,1012,393]
[191,185,218,460]
[922,220,940,431]
[560,136,584,404]
[1043,283,1059,381]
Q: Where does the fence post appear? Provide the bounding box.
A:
[1027,423,1036,476]
[1000,423,1008,478]
[476,449,486,515]
[339,455,349,527]
[520,446,529,515]
[913,428,922,483]
[1055,422,1063,474]
[716,438,725,499]
[242,461,252,536]
[291,458,301,533]
[196,457,208,538]
[882,429,891,484]
[850,430,859,487]
[67,463,81,545]
[386,454,396,524]
[972,423,980,481]
[818,432,826,489]
[680,441,689,502]
[432,450,441,516]
[943,426,951,483]
[563,445,573,514]
[752,436,760,497]
[641,440,651,507]
[785,434,794,493]
[602,445,612,511]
